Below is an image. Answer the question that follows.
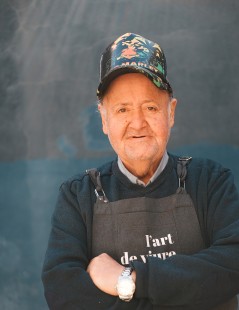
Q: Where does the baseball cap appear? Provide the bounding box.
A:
[97,32,173,99]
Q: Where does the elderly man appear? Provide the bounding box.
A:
[42,33,239,309]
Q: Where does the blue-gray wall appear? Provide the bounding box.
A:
[0,0,239,309]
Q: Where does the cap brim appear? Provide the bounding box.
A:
[97,65,172,99]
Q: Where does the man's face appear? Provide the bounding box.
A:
[98,73,177,169]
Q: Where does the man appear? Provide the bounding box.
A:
[42,33,239,309]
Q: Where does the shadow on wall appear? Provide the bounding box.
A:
[0,156,115,309]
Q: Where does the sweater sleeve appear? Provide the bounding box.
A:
[41,180,154,310]
[41,181,117,309]
[132,168,239,309]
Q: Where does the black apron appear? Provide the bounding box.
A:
[87,158,237,310]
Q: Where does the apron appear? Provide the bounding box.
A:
[87,157,237,310]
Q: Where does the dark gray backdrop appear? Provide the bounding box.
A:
[0,0,239,309]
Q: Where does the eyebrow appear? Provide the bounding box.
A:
[113,99,159,106]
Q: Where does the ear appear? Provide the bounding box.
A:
[98,103,108,135]
[169,98,177,128]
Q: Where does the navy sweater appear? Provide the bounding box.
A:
[42,154,239,309]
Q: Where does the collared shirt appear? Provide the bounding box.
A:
[117,151,169,186]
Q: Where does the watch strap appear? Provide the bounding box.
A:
[121,267,133,277]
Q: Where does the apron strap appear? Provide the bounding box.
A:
[87,156,192,200]
[177,156,192,189]
[86,168,109,202]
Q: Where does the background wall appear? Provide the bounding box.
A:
[0,0,239,309]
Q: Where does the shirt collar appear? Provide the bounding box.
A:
[117,151,169,186]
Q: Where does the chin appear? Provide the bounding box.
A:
[125,152,157,161]
[125,146,158,159]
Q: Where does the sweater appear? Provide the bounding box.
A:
[42,154,239,309]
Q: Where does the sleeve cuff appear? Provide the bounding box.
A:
[130,260,149,299]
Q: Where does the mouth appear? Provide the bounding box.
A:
[126,132,151,140]
[130,135,148,140]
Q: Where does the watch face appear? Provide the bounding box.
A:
[117,276,136,300]
[118,278,133,294]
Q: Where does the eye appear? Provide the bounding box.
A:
[147,106,157,111]
[118,108,127,113]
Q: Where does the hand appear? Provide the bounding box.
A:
[87,253,125,296]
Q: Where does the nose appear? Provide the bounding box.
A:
[128,107,147,130]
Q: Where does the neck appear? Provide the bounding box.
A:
[118,152,169,185]
[122,159,161,184]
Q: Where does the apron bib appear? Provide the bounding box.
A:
[91,192,204,264]
[87,158,237,310]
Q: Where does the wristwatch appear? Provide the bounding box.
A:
[116,267,136,302]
